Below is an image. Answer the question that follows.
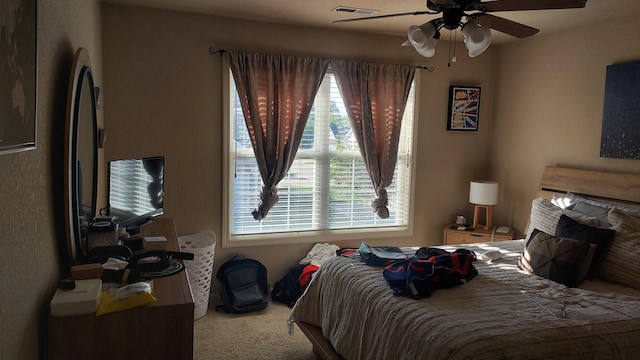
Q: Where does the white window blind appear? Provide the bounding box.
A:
[225,67,416,245]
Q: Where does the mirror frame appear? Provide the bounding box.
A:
[64,48,98,264]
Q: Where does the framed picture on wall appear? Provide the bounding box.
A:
[447,86,481,131]
[600,60,640,160]
[0,0,37,154]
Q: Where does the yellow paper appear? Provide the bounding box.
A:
[96,281,157,316]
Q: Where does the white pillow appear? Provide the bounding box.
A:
[572,201,611,227]
[551,194,574,209]
[568,193,640,222]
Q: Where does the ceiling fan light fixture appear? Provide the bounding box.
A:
[338,0,585,57]
[407,22,439,58]
[468,44,490,58]
[415,43,437,57]
[462,22,491,57]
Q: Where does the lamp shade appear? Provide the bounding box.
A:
[408,22,439,57]
[462,22,491,58]
[469,181,499,205]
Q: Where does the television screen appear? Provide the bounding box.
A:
[108,156,164,227]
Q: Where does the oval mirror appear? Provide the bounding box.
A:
[64,48,98,264]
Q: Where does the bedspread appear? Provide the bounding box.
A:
[290,240,640,360]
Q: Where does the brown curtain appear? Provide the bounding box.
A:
[331,60,415,219]
[229,51,329,220]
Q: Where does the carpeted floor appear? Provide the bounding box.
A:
[193,302,319,360]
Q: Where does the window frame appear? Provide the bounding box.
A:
[221,57,421,248]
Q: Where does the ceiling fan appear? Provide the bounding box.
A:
[334,0,588,57]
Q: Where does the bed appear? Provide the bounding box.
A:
[290,166,640,360]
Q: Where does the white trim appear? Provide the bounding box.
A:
[406,70,421,240]
[221,56,233,248]
[224,225,412,248]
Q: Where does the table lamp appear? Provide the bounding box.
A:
[469,181,499,230]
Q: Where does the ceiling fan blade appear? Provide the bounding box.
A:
[429,0,459,7]
[333,11,434,24]
[472,13,539,38]
[471,0,586,12]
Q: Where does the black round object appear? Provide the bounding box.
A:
[128,251,194,272]
[85,245,133,263]
[58,278,76,291]
[138,260,185,279]
[123,236,144,254]
[128,251,173,272]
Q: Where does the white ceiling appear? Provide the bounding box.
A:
[103,0,640,44]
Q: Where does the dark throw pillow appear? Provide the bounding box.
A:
[555,214,616,277]
[518,229,592,287]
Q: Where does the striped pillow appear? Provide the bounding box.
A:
[608,208,640,235]
[598,232,640,289]
[526,197,600,240]
[599,210,640,289]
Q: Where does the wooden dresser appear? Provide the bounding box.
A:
[47,217,194,360]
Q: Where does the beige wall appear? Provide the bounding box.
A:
[491,14,640,236]
[101,4,499,288]
[0,1,102,359]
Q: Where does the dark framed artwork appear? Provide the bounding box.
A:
[0,0,37,154]
[600,60,640,160]
[447,86,481,131]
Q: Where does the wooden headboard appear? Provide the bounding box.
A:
[536,166,640,210]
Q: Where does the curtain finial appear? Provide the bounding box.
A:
[209,47,226,55]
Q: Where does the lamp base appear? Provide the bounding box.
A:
[472,204,493,230]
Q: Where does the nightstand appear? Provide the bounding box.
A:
[443,224,515,245]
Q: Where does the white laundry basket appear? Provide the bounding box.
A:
[178,230,216,320]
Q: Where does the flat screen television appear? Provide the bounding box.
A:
[108,156,164,228]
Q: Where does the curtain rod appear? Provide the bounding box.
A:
[208,47,435,72]
[209,47,226,55]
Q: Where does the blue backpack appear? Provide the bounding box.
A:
[271,264,306,307]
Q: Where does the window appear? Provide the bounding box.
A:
[223,65,417,247]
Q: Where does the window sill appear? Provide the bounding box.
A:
[222,226,412,248]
